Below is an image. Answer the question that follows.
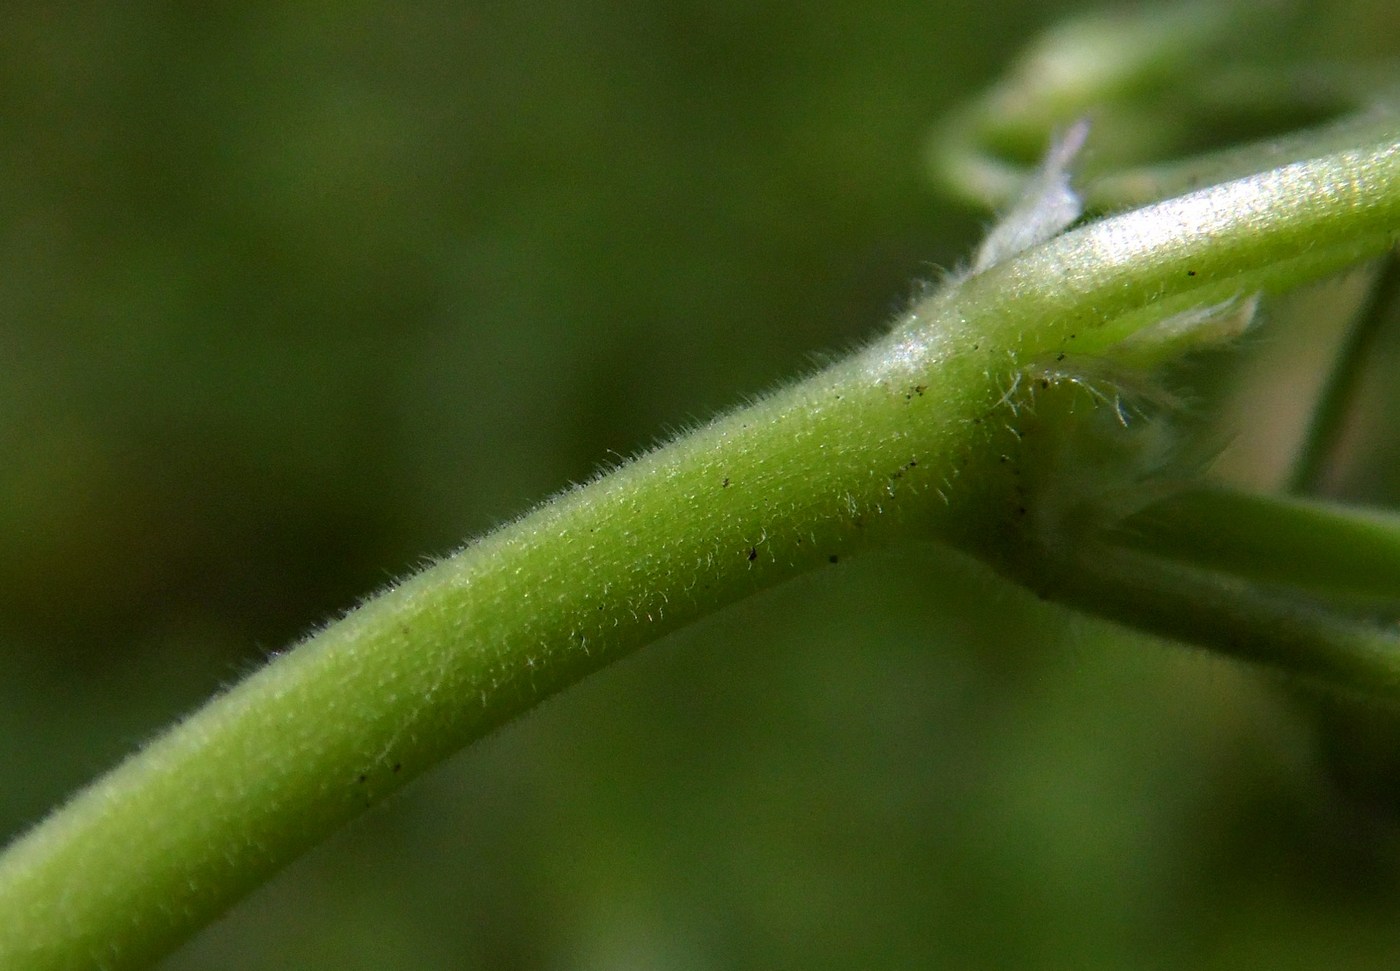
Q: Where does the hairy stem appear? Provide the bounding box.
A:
[1,138,1398,970]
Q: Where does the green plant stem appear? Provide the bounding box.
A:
[999,482,1400,695]
[1022,540,1400,701]
[1289,253,1400,494]
[1,138,1398,970]
[1118,486,1400,604]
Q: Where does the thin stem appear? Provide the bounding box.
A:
[1023,541,1400,703]
[1,138,1398,970]
[1116,486,1400,605]
[1290,252,1400,494]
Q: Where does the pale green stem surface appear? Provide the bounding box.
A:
[1,138,1398,970]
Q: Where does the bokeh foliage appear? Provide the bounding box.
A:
[3,0,1400,967]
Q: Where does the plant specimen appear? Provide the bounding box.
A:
[1,3,1398,968]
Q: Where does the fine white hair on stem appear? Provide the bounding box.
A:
[971,119,1090,274]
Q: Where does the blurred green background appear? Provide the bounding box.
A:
[4,1,1400,967]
